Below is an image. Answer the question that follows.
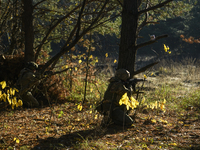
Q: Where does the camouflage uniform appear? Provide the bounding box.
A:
[17,62,40,107]
[100,69,134,126]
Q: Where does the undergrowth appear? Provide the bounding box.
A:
[0,54,200,149]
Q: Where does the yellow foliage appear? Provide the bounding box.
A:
[0,81,6,89]
[105,53,108,57]
[17,100,23,107]
[119,93,139,110]
[0,81,23,109]
[163,44,170,52]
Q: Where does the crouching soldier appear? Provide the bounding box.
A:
[17,61,40,107]
[97,69,135,126]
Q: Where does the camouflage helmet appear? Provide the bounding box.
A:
[26,61,38,70]
[115,69,130,81]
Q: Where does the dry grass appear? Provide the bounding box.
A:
[0,57,200,150]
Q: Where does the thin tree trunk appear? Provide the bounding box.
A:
[22,0,34,62]
[118,0,141,78]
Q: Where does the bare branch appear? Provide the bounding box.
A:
[138,0,149,32]
[133,61,159,76]
[76,0,86,37]
[35,5,82,60]
[136,34,168,49]
[33,0,46,9]
[40,0,109,73]
[138,0,173,15]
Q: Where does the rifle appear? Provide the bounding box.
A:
[125,78,146,92]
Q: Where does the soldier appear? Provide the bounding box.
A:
[97,69,135,126]
[17,61,40,107]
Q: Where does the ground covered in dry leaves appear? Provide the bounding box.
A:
[1,71,200,150]
[0,101,199,150]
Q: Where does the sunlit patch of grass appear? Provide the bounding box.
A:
[74,139,109,150]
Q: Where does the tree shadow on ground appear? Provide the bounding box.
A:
[33,124,130,150]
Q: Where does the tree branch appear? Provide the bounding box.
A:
[138,0,149,32]
[136,34,168,49]
[33,0,46,9]
[76,0,86,38]
[40,0,109,73]
[35,5,82,60]
[138,0,173,15]
[133,61,159,76]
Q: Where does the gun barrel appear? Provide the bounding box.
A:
[129,78,146,83]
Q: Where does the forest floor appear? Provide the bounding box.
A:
[0,61,200,150]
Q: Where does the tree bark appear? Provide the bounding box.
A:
[118,0,141,78]
[22,0,34,62]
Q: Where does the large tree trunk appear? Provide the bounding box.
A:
[22,0,34,62]
[118,0,141,78]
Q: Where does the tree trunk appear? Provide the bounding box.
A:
[22,0,34,62]
[118,0,141,78]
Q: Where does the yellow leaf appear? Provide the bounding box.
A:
[160,103,165,110]
[89,55,93,59]
[141,97,146,104]
[12,97,17,105]
[151,119,156,123]
[17,100,23,106]
[144,74,147,79]
[168,51,171,54]
[0,81,6,89]
[77,104,82,111]
[178,121,183,124]
[79,60,82,64]
[2,93,7,102]
[168,143,177,146]
[90,88,93,92]
[7,96,11,105]
[155,101,158,109]
[119,93,129,106]
[114,59,117,63]
[65,65,68,68]
[14,138,20,143]
[94,114,98,119]
[160,119,168,124]
[163,44,170,52]
[11,104,15,109]
[75,67,77,71]
[105,53,108,57]
[89,110,92,114]
[167,123,173,126]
